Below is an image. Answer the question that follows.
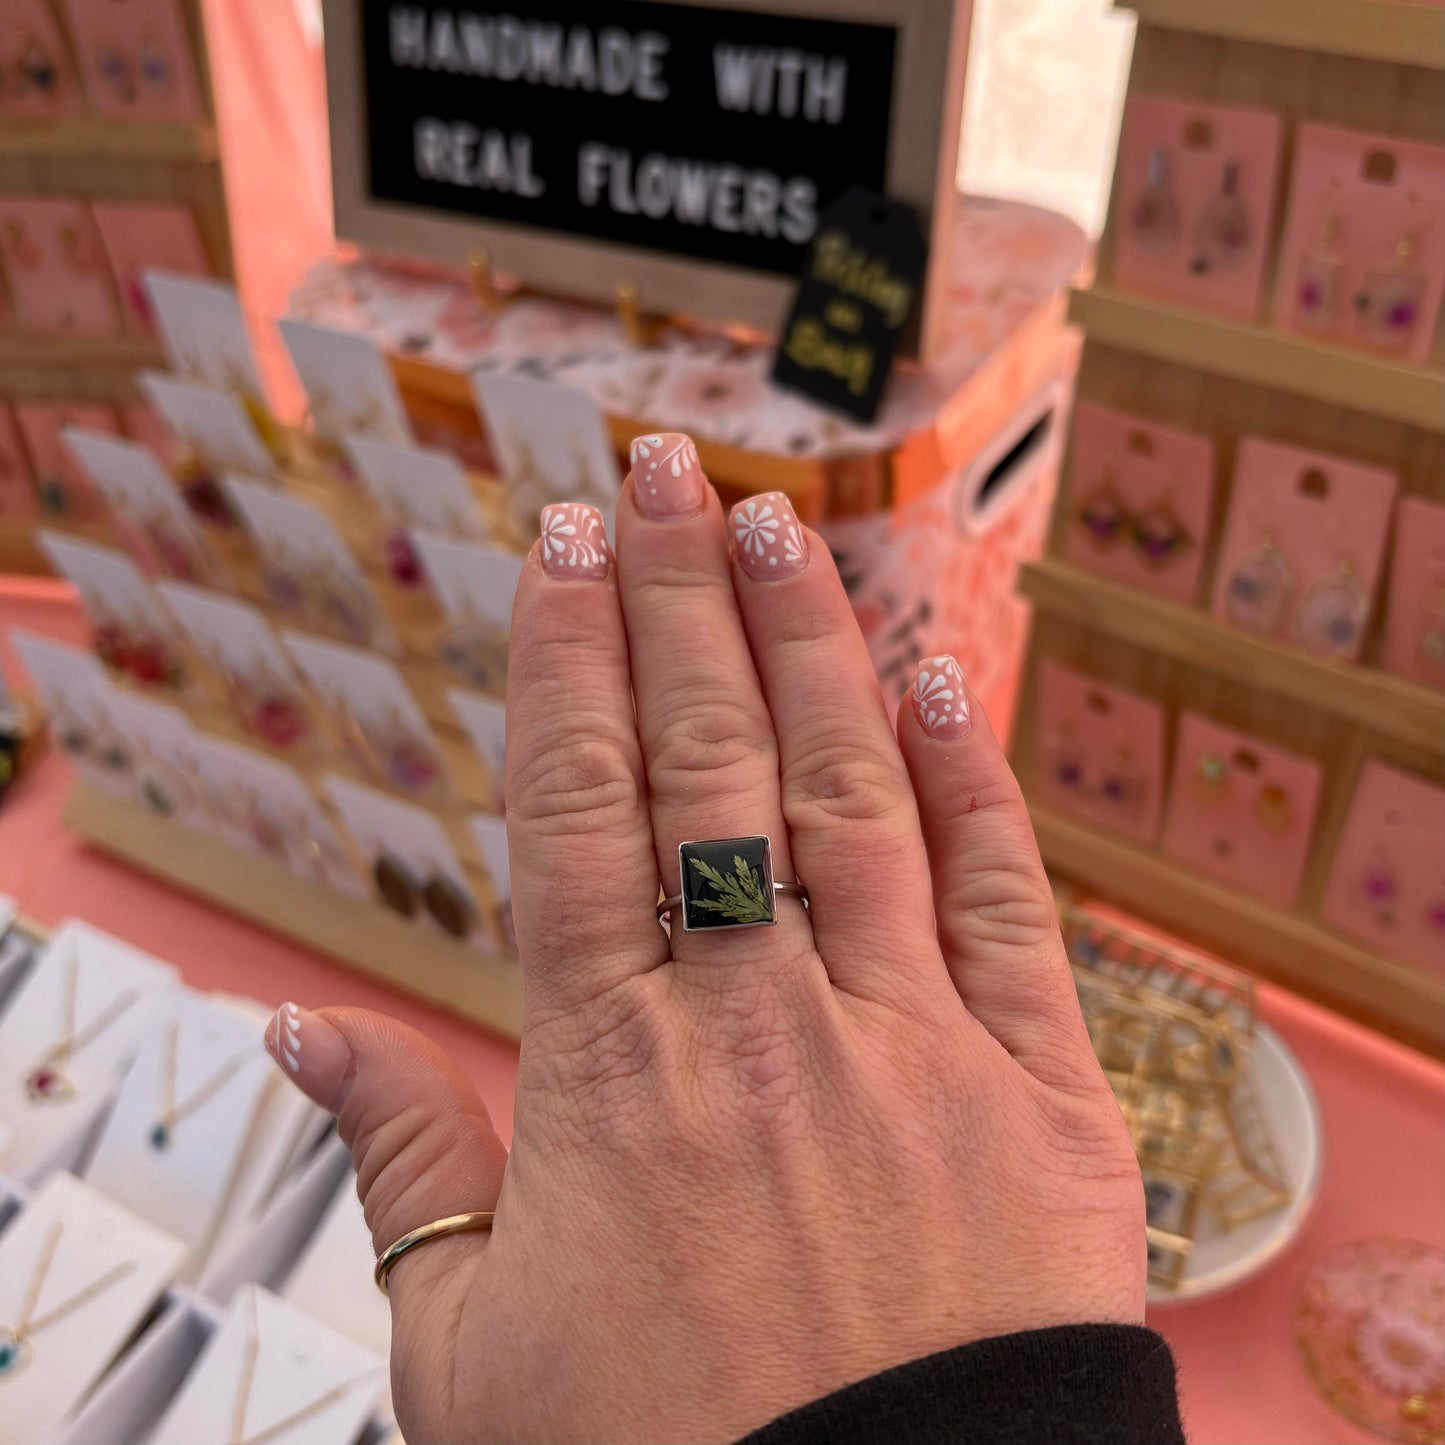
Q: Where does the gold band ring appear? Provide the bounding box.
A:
[373,1211,494,1295]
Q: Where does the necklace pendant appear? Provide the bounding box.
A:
[0,1326,31,1375]
[149,1122,172,1151]
[24,1065,75,1102]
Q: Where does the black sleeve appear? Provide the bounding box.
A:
[738,1325,1185,1445]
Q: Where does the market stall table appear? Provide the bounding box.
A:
[1,578,1441,1445]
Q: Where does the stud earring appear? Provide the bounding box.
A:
[1190,162,1250,275]
[1354,205,1427,352]
[1362,845,1399,925]
[1225,531,1293,635]
[1195,752,1229,803]
[381,527,427,589]
[1075,472,1130,549]
[138,35,169,91]
[1296,181,1345,332]
[1254,782,1292,833]
[1292,554,1367,659]
[1427,894,1445,932]
[1131,148,1181,254]
[1098,742,1143,817]
[1048,727,1085,790]
[1131,490,1195,570]
[17,36,58,95]
[95,41,136,102]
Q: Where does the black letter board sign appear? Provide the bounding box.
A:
[322,0,971,358]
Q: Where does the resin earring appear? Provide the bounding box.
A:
[1098,742,1143,817]
[17,36,58,95]
[1354,204,1427,353]
[1190,162,1250,275]
[1427,894,1445,932]
[1075,471,1130,549]
[95,41,135,102]
[1418,580,1445,681]
[1225,531,1293,635]
[1362,845,1399,925]
[58,224,95,277]
[1254,783,1292,833]
[1048,727,1085,790]
[1194,752,1229,804]
[1295,181,1346,332]
[1292,554,1367,658]
[1131,490,1195,570]
[2,220,40,271]
[1131,148,1181,254]
[138,35,169,91]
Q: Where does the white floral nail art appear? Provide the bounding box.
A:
[540,502,611,579]
[630,433,705,516]
[631,433,700,480]
[732,492,808,580]
[279,1001,302,1074]
[911,656,971,739]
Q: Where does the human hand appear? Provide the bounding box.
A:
[267,436,1145,1444]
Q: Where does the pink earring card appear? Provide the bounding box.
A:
[0,404,39,518]
[1380,495,1445,688]
[1273,125,1445,365]
[1321,761,1444,976]
[15,401,118,521]
[1064,402,1215,605]
[90,204,212,335]
[1033,660,1168,845]
[1111,96,1284,321]
[0,197,122,337]
[59,0,204,123]
[1161,713,1323,909]
[0,0,86,119]
[1209,437,1397,662]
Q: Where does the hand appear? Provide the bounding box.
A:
[267,437,1145,1444]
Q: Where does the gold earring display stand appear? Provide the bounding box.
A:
[1012,1,1445,1058]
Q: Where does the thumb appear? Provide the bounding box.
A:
[263,1002,508,1305]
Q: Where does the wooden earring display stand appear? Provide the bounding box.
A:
[1013,0,1445,1057]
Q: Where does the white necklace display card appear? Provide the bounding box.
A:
[470,373,621,539]
[447,689,506,810]
[0,1171,186,1445]
[141,372,275,480]
[325,775,482,943]
[345,436,490,543]
[277,318,413,450]
[410,533,524,633]
[84,991,274,1280]
[0,921,178,1174]
[7,632,136,797]
[282,1177,392,1365]
[144,273,264,401]
[149,1285,384,1445]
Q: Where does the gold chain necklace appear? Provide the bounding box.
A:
[0,1222,137,1378]
[227,1305,379,1445]
[24,957,142,1103]
[148,1021,250,1152]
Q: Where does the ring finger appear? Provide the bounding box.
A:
[617,434,815,974]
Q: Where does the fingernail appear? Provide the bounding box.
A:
[539,502,611,580]
[910,655,972,740]
[264,1001,355,1112]
[730,492,808,581]
[630,432,706,519]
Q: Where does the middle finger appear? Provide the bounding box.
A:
[617,434,816,974]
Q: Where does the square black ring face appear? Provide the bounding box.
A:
[678,836,776,932]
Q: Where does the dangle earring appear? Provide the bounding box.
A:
[1075,469,1130,549]
[1047,725,1086,791]
[1098,741,1143,817]
[1131,148,1181,254]
[1362,845,1399,926]
[58,224,95,277]
[1225,530,1293,635]
[1295,181,1346,332]
[1253,782,1292,834]
[1190,162,1250,275]
[138,35,169,91]
[95,40,135,102]
[439,603,510,695]
[1427,893,1445,932]
[1194,752,1229,804]
[1354,203,1427,352]
[1131,488,1195,570]
[2,220,40,271]
[16,35,58,95]
[1418,576,1445,682]
[1293,553,1367,659]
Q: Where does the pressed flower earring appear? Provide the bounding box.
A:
[1354,203,1427,353]
[1292,554,1367,659]
[17,36,59,95]
[1225,531,1293,635]
[1190,162,1250,275]
[1131,148,1181,254]
[1253,782,1292,833]
[1194,751,1229,804]
[1075,471,1130,549]
[1362,845,1399,925]
[1131,489,1195,570]
[1296,181,1346,332]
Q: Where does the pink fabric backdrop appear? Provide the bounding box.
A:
[2,581,1441,1445]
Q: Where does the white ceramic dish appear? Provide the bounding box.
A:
[1147,1022,1323,1305]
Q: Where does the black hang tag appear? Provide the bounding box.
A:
[770,189,927,424]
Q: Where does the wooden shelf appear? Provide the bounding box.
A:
[0,336,166,373]
[0,521,49,577]
[0,118,219,163]
[1122,0,1445,69]
[1020,559,1445,756]
[1031,803,1445,1057]
[65,782,523,1040]
[1069,288,1445,432]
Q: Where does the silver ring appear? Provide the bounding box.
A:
[657,836,808,933]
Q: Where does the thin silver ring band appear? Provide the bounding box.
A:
[657,881,809,923]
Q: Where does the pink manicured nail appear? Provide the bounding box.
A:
[910,656,972,740]
[264,1001,355,1112]
[731,492,808,581]
[539,502,611,580]
[631,433,706,519]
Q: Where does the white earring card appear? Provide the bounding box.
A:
[411,533,524,633]
[345,434,490,541]
[103,692,214,832]
[37,533,175,644]
[0,1172,187,1445]
[141,372,275,480]
[447,688,506,808]
[144,272,264,402]
[277,318,413,449]
[156,582,299,696]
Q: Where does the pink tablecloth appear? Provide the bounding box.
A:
[2,581,1441,1445]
